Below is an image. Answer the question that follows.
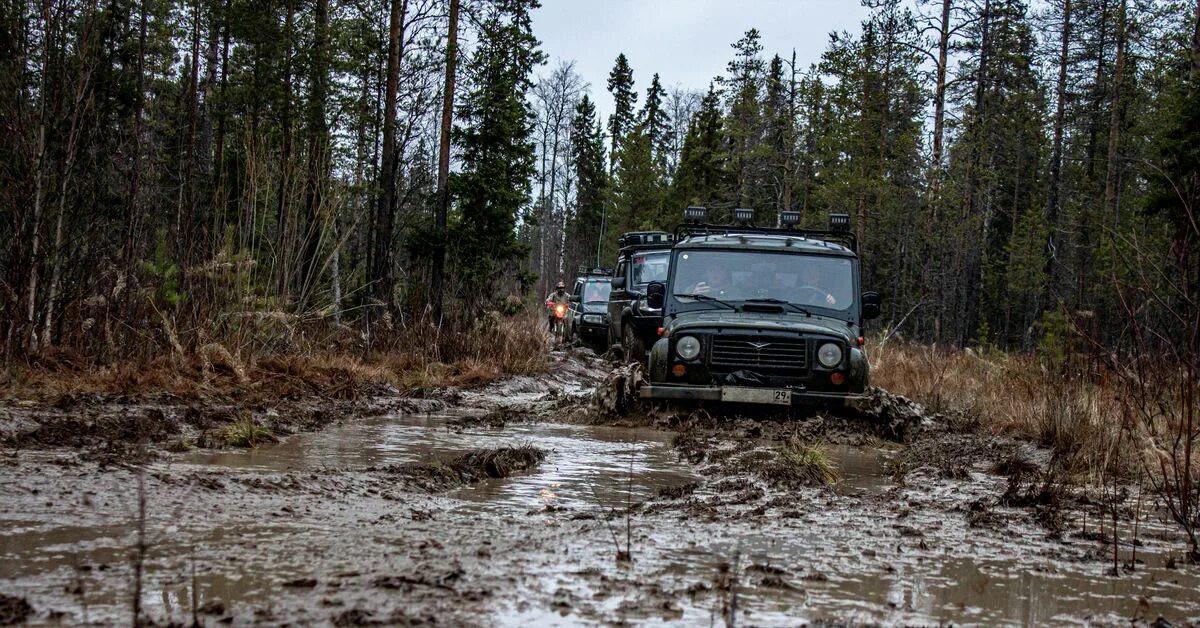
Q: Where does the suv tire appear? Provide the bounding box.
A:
[622,321,646,364]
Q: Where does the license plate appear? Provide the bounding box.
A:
[721,387,792,406]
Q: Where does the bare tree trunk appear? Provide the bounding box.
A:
[928,0,951,218]
[962,0,992,347]
[43,90,88,347]
[25,0,55,353]
[371,0,407,310]
[124,0,148,286]
[176,0,202,259]
[782,50,797,211]
[298,0,330,304]
[1102,0,1127,225]
[276,1,295,301]
[1045,0,1071,297]
[431,0,459,324]
[213,0,229,194]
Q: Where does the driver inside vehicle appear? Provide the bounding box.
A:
[686,265,729,296]
[582,281,609,303]
[795,264,838,307]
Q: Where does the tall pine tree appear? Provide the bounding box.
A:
[451,0,545,297]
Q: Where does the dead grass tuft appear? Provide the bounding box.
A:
[776,439,841,486]
[384,445,546,492]
[2,311,549,402]
[217,416,276,448]
[871,341,1132,479]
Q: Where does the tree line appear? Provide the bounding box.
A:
[1,0,1197,359]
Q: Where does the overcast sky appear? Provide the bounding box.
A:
[531,0,873,122]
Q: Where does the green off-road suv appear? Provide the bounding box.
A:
[640,208,881,408]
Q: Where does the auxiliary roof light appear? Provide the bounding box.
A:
[779,210,801,227]
[733,208,755,224]
[683,206,707,223]
[829,213,850,232]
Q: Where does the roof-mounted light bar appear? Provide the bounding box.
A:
[683,206,707,223]
[733,208,755,224]
[779,210,801,227]
[829,213,850,233]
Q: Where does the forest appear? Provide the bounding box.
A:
[0,0,1198,360]
[3,2,1200,622]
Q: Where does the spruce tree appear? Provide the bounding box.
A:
[567,95,608,268]
[670,84,728,211]
[450,0,545,296]
[640,73,673,165]
[606,53,637,171]
[723,28,768,208]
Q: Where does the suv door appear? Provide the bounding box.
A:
[607,258,630,345]
[568,279,584,336]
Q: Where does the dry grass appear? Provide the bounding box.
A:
[871,341,1131,478]
[217,416,277,448]
[778,439,841,485]
[385,445,547,492]
[0,311,549,402]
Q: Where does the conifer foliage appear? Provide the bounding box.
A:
[1,0,1197,359]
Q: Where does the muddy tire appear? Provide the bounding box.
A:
[622,322,646,364]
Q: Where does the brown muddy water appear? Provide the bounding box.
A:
[2,392,1200,625]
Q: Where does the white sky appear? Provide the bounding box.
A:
[531,0,873,122]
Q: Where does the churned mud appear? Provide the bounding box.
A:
[2,349,1199,626]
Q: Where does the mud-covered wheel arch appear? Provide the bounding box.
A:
[592,362,645,416]
[621,320,646,363]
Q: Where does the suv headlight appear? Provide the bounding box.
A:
[676,336,701,360]
[582,314,602,324]
[817,342,843,368]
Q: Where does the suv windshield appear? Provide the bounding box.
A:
[581,280,611,304]
[631,251,669,285]
[672,251,855,310]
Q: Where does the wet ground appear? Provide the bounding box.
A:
[1,350,1199,626]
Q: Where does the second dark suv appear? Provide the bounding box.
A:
[566,269,613,350]
[607,231,674,360]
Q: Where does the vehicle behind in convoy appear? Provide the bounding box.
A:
[566,268,613,350]
[606,231,674,360]
[640,207,881,408]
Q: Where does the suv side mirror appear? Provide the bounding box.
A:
[861,291,881,320]
[611,275,626,290]
[646,282,666,310]
[569,295,580,304]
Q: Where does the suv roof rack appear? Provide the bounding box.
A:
[576,266,613,277]
[674,224,857,253]
[618,231,674,251]
[674,208,857,252]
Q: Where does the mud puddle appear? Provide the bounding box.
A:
[180,410,700,512]
[3,371,1200,625]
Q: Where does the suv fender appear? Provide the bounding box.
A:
[648,337,670,381]
[848,347,870,389]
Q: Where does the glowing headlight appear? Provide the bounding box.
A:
[582,314,603,324]
[817,342,843,368]
[676,336,701,360]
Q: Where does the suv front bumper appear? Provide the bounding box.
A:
[577,321,608,341]
[639,383,866,408]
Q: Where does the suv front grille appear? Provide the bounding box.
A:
[710,336,807,370]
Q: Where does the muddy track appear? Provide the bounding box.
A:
[1,349,1198,626]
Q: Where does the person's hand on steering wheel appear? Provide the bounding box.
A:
[794,286,836,306]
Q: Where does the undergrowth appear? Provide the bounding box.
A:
[871,341,1140,480]
[1,311,549,401]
